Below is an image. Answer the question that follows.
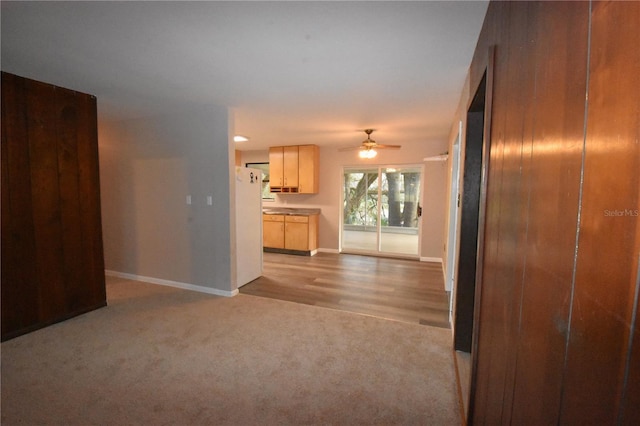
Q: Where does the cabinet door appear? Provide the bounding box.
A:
[285,222,309,251]
[269,147,284,187]
[298,145,319,194]
[263,220,285,249]
[283,146,299,187]
[284,216,309,250]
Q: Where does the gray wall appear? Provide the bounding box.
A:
[99,105,235,292]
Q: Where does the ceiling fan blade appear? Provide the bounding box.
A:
[339,130,402,152]
[375,144,401,149]
[338,146,364,152]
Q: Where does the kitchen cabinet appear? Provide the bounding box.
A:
[282,146,299,188]
[297,145,319,194]
[284,215,312,251]
[268,148,284,187]
[263,213,319,254]
[263,214,285,249]
[269,144,318,194]
[269,146,298,189]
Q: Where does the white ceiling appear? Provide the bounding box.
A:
[1,1,488,151]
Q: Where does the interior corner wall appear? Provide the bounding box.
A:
[98,105,234,292]
[454,1,640,424]
[421,160,448,259]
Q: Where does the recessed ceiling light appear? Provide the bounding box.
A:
[234,135,249,142]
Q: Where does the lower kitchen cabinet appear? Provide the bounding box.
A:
[263,213,318,255]
[284,215,311,251]
[263,214,285,249]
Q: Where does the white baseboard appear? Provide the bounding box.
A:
[420,257,443,263]
[318,248,340,254]
[104,270,238,297]
[443,269,451,291]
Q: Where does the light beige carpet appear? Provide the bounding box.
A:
[1,276,460,425]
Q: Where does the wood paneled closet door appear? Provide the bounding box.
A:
[1,72,106,341]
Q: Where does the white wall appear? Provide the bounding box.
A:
[443,74,472,292]
[99,105,236,293]
[239,139,449,259]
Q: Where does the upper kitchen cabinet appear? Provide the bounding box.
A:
[269,145,298,188]
[298,145,319,194]
[269,144,319,194]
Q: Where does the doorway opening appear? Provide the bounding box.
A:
[454,73,487,353]
[341,165,423,258]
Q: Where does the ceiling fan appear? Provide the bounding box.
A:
[339,129,401,158]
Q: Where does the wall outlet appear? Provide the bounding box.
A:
[186,195,192,205]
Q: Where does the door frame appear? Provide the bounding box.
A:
[445,121,463,316]
[452,46,494,422]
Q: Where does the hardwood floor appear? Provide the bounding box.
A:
[240,252,451,328]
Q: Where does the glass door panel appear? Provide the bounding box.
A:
[380,167,421,255]
[342,170,379,252]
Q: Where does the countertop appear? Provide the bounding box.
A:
[262,207,321,216]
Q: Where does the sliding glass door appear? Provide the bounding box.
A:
[342,166,422,257]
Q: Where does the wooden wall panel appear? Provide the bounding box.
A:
[0,73,40,335]
[498,3,538,422]
[1,72,106,341]
[470,2,590,423]
[510,2,590,424]
[26,79,68,321]
[560,1,640,423]
[472,2,539,424]
[463,0,639,423]
[57,87,85,313]
[76,88,107,310]
[470,3,511,422]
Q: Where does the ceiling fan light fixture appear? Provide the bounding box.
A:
[359,148,377,159]
[339,129,399,156]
